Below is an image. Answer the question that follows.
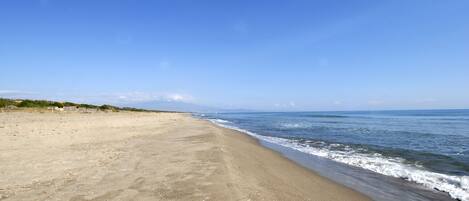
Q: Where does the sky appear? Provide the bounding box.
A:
[1,0,468,111]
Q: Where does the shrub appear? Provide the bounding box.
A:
[0,98,17,107]
[99,104,117,111]
[78,104,98,109]
[17,100,49,107]
[51,102,64,108]
[63,102,78,107]
[0,98,154,112]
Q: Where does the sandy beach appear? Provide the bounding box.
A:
[0,110,369,201]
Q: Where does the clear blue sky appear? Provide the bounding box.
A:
[1,0,468,111]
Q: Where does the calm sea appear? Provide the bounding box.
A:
[198,110,469,201]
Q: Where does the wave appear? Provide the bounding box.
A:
[208,119,469,201]
[208,118,231,124]
[278,122,312,129]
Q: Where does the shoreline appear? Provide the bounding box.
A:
[0,111,369,200]
[204,116,458,201]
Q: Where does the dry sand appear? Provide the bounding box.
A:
[0,110,370,201]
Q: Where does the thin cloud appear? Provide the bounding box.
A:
[0,90,194,106]
[0,90,37,98]
[165,94,185,102]
[104,92,193,104]
[0,90,22,95]
[274,101,297,108]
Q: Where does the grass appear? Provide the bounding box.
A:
[0,98,159,112]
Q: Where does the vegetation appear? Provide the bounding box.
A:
[16,99,62,108]
[0,98,17,108]
[99,104,118,111]
[121,107,149,112]
[63,102,78,107]
[78,104,98,109]
[0,98,159,112]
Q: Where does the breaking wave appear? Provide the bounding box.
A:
[209,119,469,201]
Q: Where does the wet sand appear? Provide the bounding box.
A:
[0,111,370,201]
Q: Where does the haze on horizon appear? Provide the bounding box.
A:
[1,0,468,111]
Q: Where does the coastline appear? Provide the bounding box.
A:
[204,116,460,201]
[0,110,369,200]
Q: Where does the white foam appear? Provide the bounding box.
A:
[209,120,469,201]
[208,118,231,124]
[279,122,312,129]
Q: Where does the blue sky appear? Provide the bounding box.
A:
[1,0,468,111]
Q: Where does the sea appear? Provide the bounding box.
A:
[195,109,469,201]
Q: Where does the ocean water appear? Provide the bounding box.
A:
[197,110,469,201]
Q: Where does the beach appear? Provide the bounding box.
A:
[0,110,369,201]
[202,111,468,201]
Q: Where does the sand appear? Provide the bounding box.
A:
[0,110,370,201]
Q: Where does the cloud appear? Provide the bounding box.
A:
[0,90,22,95]
[0,90,193,106]
[274,101,297,108]
[104,92,193,104]
[0,90,37,98]
[165,94,182,101]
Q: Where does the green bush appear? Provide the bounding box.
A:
[121,107,148,112]
[78,104,98,109]
[0,98,17,107]
[0,98,156,112]
[51,102,64,108]
[14,99,65,108]
[63,102,78,107]
[99,104,119,111]
[17,100,51,108]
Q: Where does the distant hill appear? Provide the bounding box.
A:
[124,101,220,113]
[124,100,261,113]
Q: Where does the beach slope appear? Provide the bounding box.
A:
[0,111,369,201]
